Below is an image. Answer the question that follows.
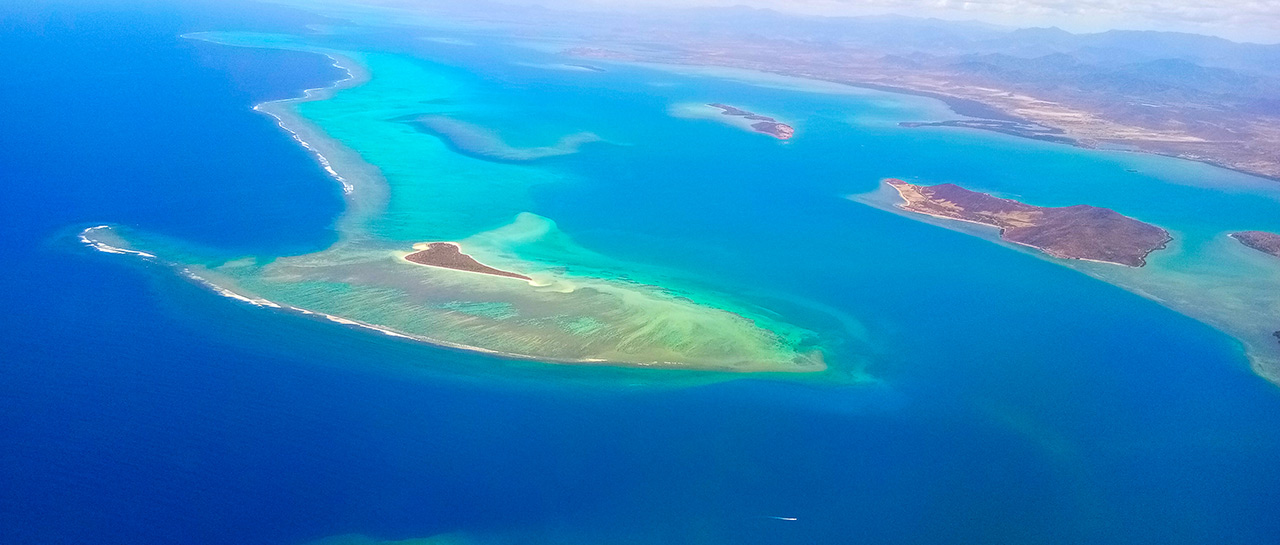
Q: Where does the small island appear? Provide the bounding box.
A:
[404,242,531,281]
[708,103,795,139]
[1230,231,1280,259]
[885,179,1171,267]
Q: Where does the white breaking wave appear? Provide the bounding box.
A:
[79,226,158,260]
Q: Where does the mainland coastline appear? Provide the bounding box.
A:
[565,44,1280,183]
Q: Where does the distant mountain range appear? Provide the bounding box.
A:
[665,6,1280,74]
[352,0,1280,179]
[574,5,1280,178]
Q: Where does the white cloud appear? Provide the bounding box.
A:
[525,0,1280,42]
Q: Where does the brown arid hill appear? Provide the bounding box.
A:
[885,179,1171,266]
[1231,231,1280,259]
[404,242,531,281]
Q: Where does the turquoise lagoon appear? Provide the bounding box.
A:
[62,16,1280,545]
[91,26,1280,383]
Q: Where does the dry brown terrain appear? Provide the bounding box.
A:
[565,32,1280,180]
[367,2,1280,180]
[1231,231,1280,258]
[886,178,1171,266]
[405,242,531,281]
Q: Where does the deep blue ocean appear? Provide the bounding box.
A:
[3,2,1280,544]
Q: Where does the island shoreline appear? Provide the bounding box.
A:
[882,179,1171,267]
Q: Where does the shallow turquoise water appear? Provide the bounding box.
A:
[49,16,1280,545]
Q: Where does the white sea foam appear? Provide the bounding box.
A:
[231,46,364,196]
[181,270,281,308]
[179,267,575,362]
[253,106,355,194]
[153,34,826,373]
[182,270,452,344]
[79,226,158,260]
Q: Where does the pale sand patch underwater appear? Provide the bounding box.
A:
[400,114,603,163]
[84,215,825,372]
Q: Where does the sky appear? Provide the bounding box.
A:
[521,0,1280,43]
